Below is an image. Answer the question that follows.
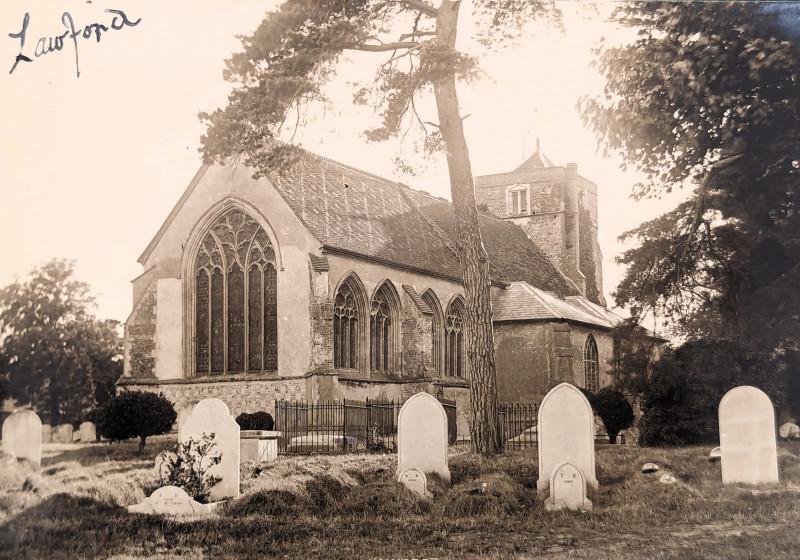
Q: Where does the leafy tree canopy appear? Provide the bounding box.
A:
[582,2,800,352]
[0,260,123,425]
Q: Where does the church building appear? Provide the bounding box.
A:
[119,147,631,435]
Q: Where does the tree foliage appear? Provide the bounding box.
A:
[635,339,785,447]
[97,391,177,453]
[161,434,222,503]
[199,0,558,454]
[0,260,123,425]
[581,3,800,354]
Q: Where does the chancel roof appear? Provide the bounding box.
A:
[492,282,614,327]
[268,151,580,297]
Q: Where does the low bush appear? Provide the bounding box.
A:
[161,433,222,503]
[235,411,274,431]
[592,388,635,443]
[96,391,176,452]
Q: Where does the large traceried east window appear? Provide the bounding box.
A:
[584,334,599,393]
[445,297,466,378]
[194,209,277,375]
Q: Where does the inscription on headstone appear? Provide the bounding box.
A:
[181,398,240,501]
[719,386,779,485]
[545,462,591,511]
[537,382,597,496]
[397,392,450,481]
[2,410,43,467]
[398,467,428,498]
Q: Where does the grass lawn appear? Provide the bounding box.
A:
[1,436,799,559]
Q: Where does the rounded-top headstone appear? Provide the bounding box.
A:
[718,386,779,485]
[545,461,591,511]
[537,383,597,495]
[2,410,43,467]
[397,392,450,481]
[180,398,240,501]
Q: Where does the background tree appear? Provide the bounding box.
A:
[0,260,123,425]
[581,2,800,354]
[200,0,558,453]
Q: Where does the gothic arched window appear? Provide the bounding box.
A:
[445,297,466,378]
[370,282,400,373]
[194,209,277,374]
[421,289,443,375]
[334,281,360,369]
[584,334,599,393]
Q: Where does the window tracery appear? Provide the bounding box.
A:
[584,334,599,393]
[445,297,466,378]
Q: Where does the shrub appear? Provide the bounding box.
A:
[235,411,274,431]
[592,388,635,443]
[97,391,176,453]
[161,433,222,503]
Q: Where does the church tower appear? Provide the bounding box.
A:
[474,146,605,305]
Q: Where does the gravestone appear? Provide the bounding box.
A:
[180,398,240,501]
[127,485,214,516]
[545,462,591,511]
[719,386,779,485]
[398,467,428,498]
[397,392,450,481]
[177,401,198,441]
[2,410,43,467]
[53,424,74,444]
[41,424,52,444]
[80,422,96,443]
[537,383,597,496]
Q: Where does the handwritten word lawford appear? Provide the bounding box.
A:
[9,10,141,77]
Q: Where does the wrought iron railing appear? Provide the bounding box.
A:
[497,402,539,451]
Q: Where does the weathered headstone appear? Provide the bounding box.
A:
[79,422,96,443]
[127,485,215,516]
[41,424,52,444]
[545,462,591,511]
[2,410,43,467]
[719,386,779,485]
[398,467,428,498]
[537,383,597,496]
[180,398,240,501]
[53,424,74,444]
[177,401,198,441]
[779,422,800,440]
[397,392,450,481]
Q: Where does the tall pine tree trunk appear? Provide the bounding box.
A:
[432,1,499,454]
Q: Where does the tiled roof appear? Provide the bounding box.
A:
[269,151,580,298]
[513,150,555,172]
[492,282,614,327]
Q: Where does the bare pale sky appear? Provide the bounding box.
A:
[0,1,684,322]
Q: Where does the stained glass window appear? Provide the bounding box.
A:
[421,290,442,375]
[584,334,599,393]
[445,297,466,378]
[194,209,278,374]
[370,284,396,372]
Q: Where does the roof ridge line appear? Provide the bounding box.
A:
[519,282,564,319]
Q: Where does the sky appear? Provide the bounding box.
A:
[0,1,687,323]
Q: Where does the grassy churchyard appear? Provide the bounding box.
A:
[1,437,800,559]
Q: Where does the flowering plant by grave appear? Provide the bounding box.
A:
[161,433,222,503]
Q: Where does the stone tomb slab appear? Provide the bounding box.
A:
[127,485,216,516]
[240,430,279,463]
[719,386,779,485]
[2,410,43,467]
[545,462,591,511]
[180,398,240,501]
[397,392,450,481]
[398,467,428,498]
[79,422,96,443]
[537,383,597,496]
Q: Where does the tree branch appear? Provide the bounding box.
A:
[400,30,436,41]
[343,41,421,52]
[398,0,438,18]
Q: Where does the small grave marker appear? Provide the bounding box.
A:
[53,424,74,444]
[398,467,428,498]
[181,398,240,501]
[719,386,779,485]
[41,424,52,444]
[397,392,449,481]
[79,421,96,443]
[545,462,591,511]
[2,410,43,467]
[127,485,216,516]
